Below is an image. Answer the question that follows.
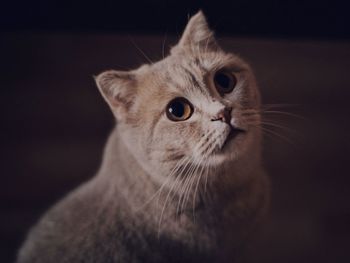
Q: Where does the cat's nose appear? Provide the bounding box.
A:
[211,107,232,124]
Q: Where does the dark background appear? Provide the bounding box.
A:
[1,1,350,262]
[1,0,350,39]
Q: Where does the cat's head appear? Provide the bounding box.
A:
[95,11,262,181]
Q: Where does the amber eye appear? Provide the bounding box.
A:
[214,71,237,94]
[166,97,193,121]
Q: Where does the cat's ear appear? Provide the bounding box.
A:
[175,11,219,52]
[95,70,136,120]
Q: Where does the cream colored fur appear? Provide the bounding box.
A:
[17,11,269,263]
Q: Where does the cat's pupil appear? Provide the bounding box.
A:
[169,101,184,117]
[215,73,230,89]
[166,97,193,121]
[214,71,236,94]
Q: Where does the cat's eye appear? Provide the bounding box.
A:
[166,97,193,121]
[214,70,237,95]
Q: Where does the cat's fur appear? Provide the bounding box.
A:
[17,11,270,263]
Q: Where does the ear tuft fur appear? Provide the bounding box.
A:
[95,70,136,119]
[176,10,219,52]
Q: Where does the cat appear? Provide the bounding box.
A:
[17,11,270,263]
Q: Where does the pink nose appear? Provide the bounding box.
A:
[211,107,232,124]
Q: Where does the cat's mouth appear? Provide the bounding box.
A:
[220,125,246,151]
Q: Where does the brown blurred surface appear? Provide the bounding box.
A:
[0,34,350,262]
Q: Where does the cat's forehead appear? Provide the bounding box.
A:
[145,50,244,95]
[160,58,206,93]
[162,50,236,73]
[148,52,232,88]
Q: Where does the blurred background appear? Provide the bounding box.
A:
[1,0,350,262]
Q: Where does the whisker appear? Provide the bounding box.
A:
[175,174,191,216]
[179,138,211,213]
[159,129,206,232]
[180,161,199,214]
[181,162,198,219]
[161,31,168,59]
[203,131,221,157]
[128,36,154,64]
[136,156,188,211]
[159,130,205,223]
[159,157,190,203]
[136,157,186,210]
[257,128,277,141]
[241,109,260,115]
[192,157,206,221]
[204,159,210,193]
[262,110,306,120]
[261,103,299,109]
[157,156,193,237]
[156,128,221,231]
[177,158,198,214]
[179,132,214,214]
[260,121,296,134]
[251,124,295,145]
[190,135,218,212]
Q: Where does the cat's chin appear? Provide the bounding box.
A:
[207,132,248,166]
